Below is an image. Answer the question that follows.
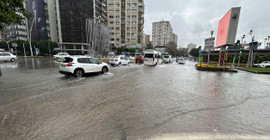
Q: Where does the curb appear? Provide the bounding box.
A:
[236,68,270,74]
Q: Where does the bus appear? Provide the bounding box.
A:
[144,49,162,66]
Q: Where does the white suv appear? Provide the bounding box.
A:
[0,52,17,62]
[59,56,110,78]
[258,61,270,68]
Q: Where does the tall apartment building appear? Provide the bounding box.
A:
[2,21,28,41]
[152,21,174,47]
[107,0,144,48]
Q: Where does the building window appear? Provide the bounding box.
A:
[127,15,130,18]
[110,21,114,24]
[116,16,120,18]
[132,27,136,30]
[109,10,114,13]
[109,4,114,7]
[127,3,130,7]
[127,21,130,25]
[132,9,137,13]
[131,39,136,42]
[132,21,136,25]
[127,9,130,13]
[132,15,136,18]
[116,27,120,30]
[109,16,114,18]
[132,3,137,7]
[116,21,119,24]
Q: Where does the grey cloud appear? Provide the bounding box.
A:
[144,0,270,48]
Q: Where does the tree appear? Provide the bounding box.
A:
[0,0,32,30]
[189,48,199,57]
[166,41,177,56]
[145,41,153,49]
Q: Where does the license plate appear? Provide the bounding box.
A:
[61,64,66,67]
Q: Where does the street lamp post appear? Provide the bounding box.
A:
[265,38,267,48]
[238,34,245,66]
[246,30,253,67]
[26,18,35,57]
[1,39,10,52]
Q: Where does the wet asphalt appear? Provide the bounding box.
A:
[1,58,270,140]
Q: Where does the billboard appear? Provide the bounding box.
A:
[216,7,241,47]
[205,37,215,50]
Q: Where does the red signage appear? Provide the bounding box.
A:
[216,10,231,47]
[219,52,225,66]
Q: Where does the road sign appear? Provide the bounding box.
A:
[200,51,204,56]
[200,56,203,62]
[12,43,18,47]
[225,54,228,61]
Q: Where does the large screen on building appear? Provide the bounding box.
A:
[216,10,231,47]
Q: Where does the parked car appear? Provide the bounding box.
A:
[163,55,174,63]
[122,57,131,66]
[128,56,135,63]
[59,56,110,78]
[135,56,144,64]
[257,61,270,68]
[0,52,17,62]
[109,55,126,66]
[53,52,70,60]
[177,57,186,64]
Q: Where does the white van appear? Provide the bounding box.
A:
[144,49,162,66]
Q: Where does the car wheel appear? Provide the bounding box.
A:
[10,58,15,62]
[101,67,108,74]
[74,69,84,78]
[118,62,122,66]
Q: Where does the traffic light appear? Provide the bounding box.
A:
[236,40,241,46]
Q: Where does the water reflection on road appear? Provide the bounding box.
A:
[1,58,270,139]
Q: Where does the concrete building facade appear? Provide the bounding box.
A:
[141,33,150,47]
[107,0,144,48]
[152,21,174,47]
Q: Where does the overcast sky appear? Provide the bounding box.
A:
[144,0,270,48]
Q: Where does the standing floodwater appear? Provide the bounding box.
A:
[1,58,270,139]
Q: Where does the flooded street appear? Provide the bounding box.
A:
[1,58,270,139]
